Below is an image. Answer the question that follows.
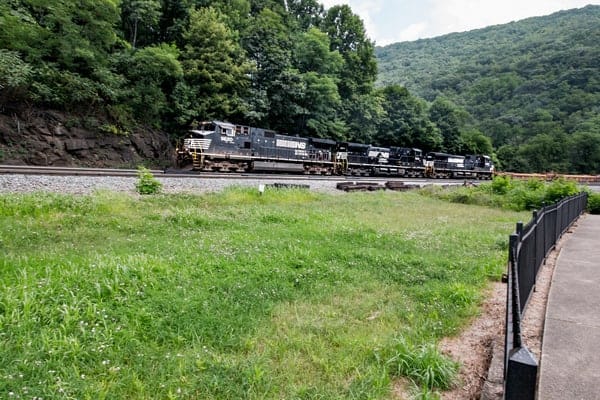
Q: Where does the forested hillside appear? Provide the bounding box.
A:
[2,2,598,173]
[0,0,493,167]
[377,5,600,173]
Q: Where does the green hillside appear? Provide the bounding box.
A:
[376,5,600,173]
[0,0,380,144]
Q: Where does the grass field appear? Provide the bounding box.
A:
[0,188,527,399]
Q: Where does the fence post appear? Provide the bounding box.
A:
[505,347,538,400]
[556,201,561,242]
[516,222,523,238]
[505,232,538,400]
[509,233,522,348]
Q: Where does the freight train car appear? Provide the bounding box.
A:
[176,120,494,179]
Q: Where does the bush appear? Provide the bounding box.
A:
[135,166,162,195]
[491,175,512,194]
[588,193,600,214]
[544,178,579,204]
[507,186,544,211]
[422,177,587,212]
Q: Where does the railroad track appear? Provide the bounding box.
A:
[0,164,157,177]
[0,164,443,184]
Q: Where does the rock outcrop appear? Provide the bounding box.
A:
[0,109,174,168]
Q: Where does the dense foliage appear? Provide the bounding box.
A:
[2,2,598,173]
[377,5,600,174]
[419,176,586,212]
[0,0,491,156]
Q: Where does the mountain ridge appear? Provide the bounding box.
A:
[375,4,600,173]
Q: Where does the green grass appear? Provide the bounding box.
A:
[0,188,527,399]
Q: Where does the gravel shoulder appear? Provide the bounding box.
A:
[0,174,343,195]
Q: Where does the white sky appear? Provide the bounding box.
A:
[319,0,600,45]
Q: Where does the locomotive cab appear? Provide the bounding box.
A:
[424,152,467,178]
[177,121,254,170]
[390,147,422,166]
[181,121,219,153]
[367,146,390,164]
[465,155,493,170]
[465,155,494,178]
[424,152,465,169]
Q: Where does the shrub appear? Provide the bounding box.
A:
[588,193,600,214]
[491,175,512,194]
[544,178,579,204]
[507,186,544,211]
[135,166,162,195]
[422,177,586,212]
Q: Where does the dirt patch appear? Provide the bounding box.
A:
[433,226,575,400]
[439,281,506,400]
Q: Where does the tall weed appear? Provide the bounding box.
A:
[385,337,458,390]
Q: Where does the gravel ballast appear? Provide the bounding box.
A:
[0,174,344,195]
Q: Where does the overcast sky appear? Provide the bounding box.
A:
[319,0,600,45]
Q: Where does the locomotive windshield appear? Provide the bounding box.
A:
[190,121,236,137]
[189,122,216,137]
[199,122,215,131]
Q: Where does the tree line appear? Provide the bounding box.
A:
[377,5,600,174]
[0,0,492,159]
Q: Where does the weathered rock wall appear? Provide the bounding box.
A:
[0,109,173,168]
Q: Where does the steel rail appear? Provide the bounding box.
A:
[0,164,482,187]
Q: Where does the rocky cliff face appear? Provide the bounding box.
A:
[0,109,174,168]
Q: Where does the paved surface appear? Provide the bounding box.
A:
[538,214,600,399]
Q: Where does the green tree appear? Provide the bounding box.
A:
[124,44,183,128]
[243,7,304,130]
[299,72,344,138]
[460,129,493,155]
[181,6,251,122]
[156,0,191,45]
[291,27,344,137]
[341,93,382,144]
[321,5,377,100]
[516,134,569,173]
[0,1,48,63]
[320,5,379,143]
[376,85,442,151]
[120,0,162,49]
[287,0,324,31]
[294,27,342,75]
[429,97,468,153]
[0,0,123,108]
[569,130,600,174]
[0,50,32,106]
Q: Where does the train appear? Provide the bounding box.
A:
[175,120,495,179]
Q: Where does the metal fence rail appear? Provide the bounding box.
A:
[504,192,588,400]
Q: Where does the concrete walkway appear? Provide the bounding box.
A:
[538,214,600,399]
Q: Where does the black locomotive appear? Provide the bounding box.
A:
[175,120,494,179]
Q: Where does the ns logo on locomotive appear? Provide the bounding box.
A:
[175,121,494,179]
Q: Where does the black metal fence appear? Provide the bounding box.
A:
[504,192,588,400]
